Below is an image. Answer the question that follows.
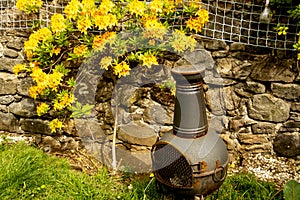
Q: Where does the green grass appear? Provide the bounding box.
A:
[208,173,283,200]
[0,142,283,200]
[0,142,159,200]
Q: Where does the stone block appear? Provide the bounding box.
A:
[144,104,173,125]
[0,72,18,94]
[17,77,35,97]
[245,81,266,94]
[8,98,37,117]
[271,83,300,101]
[3,49,18,58]
[0,112,19,132]
[0,95,14,105]
[238,133,268,144]
[0,58,24,73]
[291,102,300,111]
[216,58,252,80]
[20,118,51,134]
[252,122,276,134]
[205,87,226,116]
[274,132,300,157]
[248,94,290,122]
[118,123,158,146]
[251,57,296,82]
[230,42,246,51]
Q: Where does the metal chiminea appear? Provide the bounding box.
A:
[151,65,229,198]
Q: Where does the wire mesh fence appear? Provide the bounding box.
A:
[0,0,299,50]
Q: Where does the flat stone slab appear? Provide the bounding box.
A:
[118,124,158,146]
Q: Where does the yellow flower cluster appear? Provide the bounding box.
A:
[92,32,116,51]
[100,56,113,70]
[94,14,117,31]
[49,119,64,133]
[51,14,67,34]
[13,63,29,75]
[142,15,167,40]
[16,0,43,13]
[64,0,81,20]
[64,0,117,33]
[53,92,74,111]
[138,52,158,68]
[186,8,209,33]
[24,27,52,60]
[98,0,115,15]
[15,0,211,133]
[73,45,88,57]
[29,66,64,99]
[128,0,146,16]
[170,30,197,53]
[36,103,50,116]
[150,0,164,13]
[113,61,130,78]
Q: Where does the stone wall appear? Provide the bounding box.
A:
[0,29,299,184]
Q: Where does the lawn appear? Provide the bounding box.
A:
[0,141,284,200]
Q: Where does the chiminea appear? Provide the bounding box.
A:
[151,65,228,198]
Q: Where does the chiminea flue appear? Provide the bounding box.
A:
[151,65,228,198]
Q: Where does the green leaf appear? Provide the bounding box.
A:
[283,180,300,200]
[70,102,94,118]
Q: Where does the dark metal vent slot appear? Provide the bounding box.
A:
[153,144,193,188]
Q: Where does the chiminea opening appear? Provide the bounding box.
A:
[151,65,228,198]
[152,143,193,188]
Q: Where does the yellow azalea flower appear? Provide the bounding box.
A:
[29,84,46,99]
[77,16,93,34]
[36,27,52,41]
[298,53,300,60]
[127,0,146,17]
[94,14,117,30]
[98,0,115,15]
[175,0,183,5]
[186,9,209,33]
[31,66,47,83]
[162,0,175,14]
[82,0,95,11]
[138,52,158,68]
[150,0,164,13]
[16,0,43,13]
[36,103,50,116]
[64,0,82,20]
[142,15,167,40]
[170,30,197,53]
[29,86,39,99]
[48,71,64,91]
[13,63,28,75]
[100,56,113,70]
[73,45,88,56]
[53,92,74,111]
[51,47,61,56]
[92,32,116,51]
[113,61,130,78]
[24,38,38,59]
[24,28,52,59]
[49,118,64,133]
[51,14,67,34]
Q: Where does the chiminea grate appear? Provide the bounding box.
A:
[151,65,228,198]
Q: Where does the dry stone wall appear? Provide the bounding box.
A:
[0,29,299,183]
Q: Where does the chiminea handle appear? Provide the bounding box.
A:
[171,65,208,138]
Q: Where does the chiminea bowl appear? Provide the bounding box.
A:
[151,65,228,197]
[152,128,228,197]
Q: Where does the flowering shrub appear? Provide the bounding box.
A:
[14,0,209,133]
